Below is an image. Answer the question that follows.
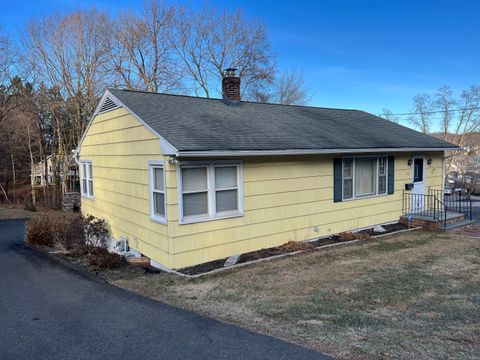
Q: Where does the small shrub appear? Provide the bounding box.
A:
[26,212,85,249]
[26,212,124,269]
[338,231,370,242]
[25,214,57,247]
[88,247,126,269]
[25,213,108,253]
[83,215,110,249]
[279,241,315,252]
[63,215,88,252]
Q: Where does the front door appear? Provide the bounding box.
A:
[411,157,425,213]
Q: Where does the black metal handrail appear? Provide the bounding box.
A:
[403,189,473,228]
[402,192,446,223]
[428,188,473,223]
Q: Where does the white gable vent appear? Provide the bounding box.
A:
[98,96,120,114]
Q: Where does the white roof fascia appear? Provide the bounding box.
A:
[176,147,460,158]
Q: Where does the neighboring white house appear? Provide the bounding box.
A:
[31,155,79,191]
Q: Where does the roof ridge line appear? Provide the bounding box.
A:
[107,87,360,112]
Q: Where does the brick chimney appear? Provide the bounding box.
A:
[222,68,240,102]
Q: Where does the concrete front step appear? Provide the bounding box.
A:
[400,211,467,230]
[438,219,476,231]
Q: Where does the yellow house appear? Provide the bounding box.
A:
[76,74,458,271]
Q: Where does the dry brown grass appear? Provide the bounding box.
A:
[0,207,36,220]
[108,231,480,359]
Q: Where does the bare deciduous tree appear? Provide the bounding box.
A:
[0,29,12,86]
[435,85,456,140]
[21,10,114,198]
[408,93,433,134]
[381,108,400,123]
[275,69,308,105]
[21,9,114,141]
[0,30,20,126]
[251,68,309,105]
[407,85,480,189]
[169,5,275,98]
[0,4,313,207]
[113,0,182,92]
[438,85,480,179]
[448,85,480,145]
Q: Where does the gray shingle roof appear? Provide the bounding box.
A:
[108,88,458,153]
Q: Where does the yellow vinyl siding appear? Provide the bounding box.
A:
[79,108,173,268]
[79,108,445,270]
[424,152,444,190]
[166,152,444,268]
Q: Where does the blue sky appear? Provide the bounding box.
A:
[1,0,479,124]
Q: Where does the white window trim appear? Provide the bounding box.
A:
[148,160,167,225]
[342,156,388,201]
[177,160,244,225]
[80,160,94,200]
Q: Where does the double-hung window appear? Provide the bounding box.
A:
[343,156,388,200]
[149,162,166,223]
[179,162,243,223]
[80,160,94,199]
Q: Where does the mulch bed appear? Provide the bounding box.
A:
[358,222,408,236]
[177,222,409,276]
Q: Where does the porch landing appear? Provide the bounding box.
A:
[400,211,474,230]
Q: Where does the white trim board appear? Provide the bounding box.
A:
[176,147,459,158]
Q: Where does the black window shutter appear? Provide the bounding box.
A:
[388,156,395,194]
[333,158,343,202]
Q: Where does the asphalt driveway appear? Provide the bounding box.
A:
[0,219,329,360]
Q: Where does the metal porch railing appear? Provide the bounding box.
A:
[402,189,473,228]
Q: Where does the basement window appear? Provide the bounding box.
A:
[179,161,243,224]
[148,161,167,224]
[80,160,94,199]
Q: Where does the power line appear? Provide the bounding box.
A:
[380,106,480,117]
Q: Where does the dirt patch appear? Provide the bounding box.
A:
[109,230,480,360]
